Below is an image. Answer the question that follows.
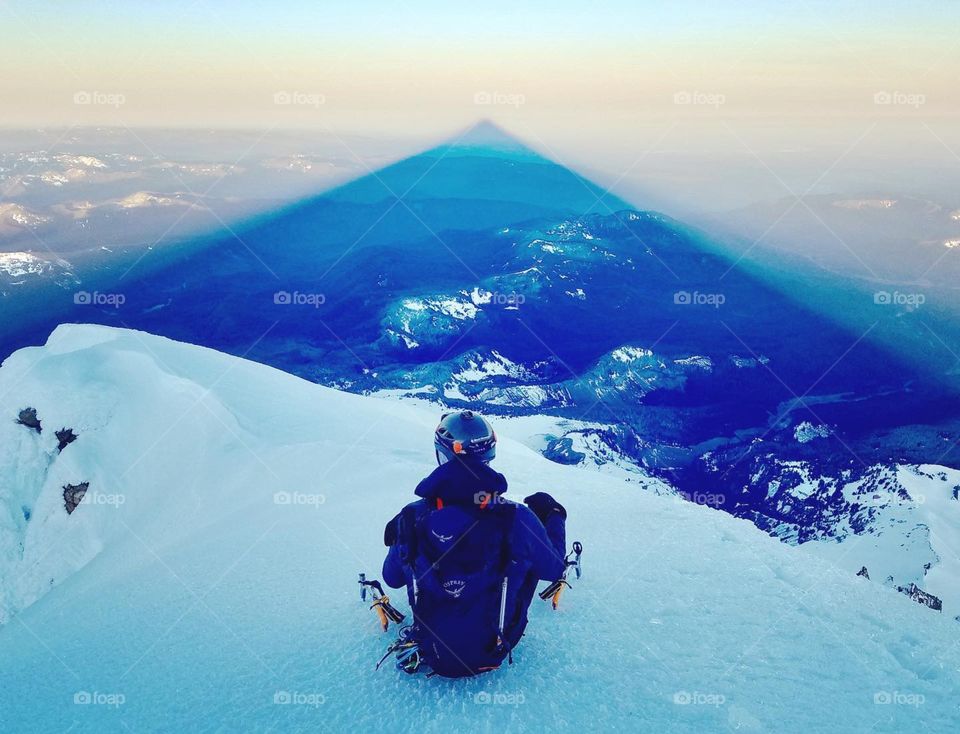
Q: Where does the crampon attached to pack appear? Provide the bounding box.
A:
[359,573,405,631]
[538,541,583,610]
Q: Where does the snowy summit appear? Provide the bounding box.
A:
[0,325,957,732]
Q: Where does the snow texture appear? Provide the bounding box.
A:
[0,325,958,733]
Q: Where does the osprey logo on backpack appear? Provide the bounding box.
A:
[442,579,467,598]
[431,529,454,543]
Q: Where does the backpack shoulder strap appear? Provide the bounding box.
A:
[494,502,518,567]
[398,502,424,565]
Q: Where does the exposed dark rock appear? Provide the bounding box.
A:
[856,566,870,580]
[897,582,942,612]
[16,407,41,433]
[55,428,78,452]
[63,483,89,515]
[543,436,585,465]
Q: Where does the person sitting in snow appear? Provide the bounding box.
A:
[382,410,568,677]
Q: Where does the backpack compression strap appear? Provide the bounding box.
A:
[493,504,517,663]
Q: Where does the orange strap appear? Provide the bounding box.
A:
[373,603,389,631]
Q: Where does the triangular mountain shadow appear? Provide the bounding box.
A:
[1,121,957,486]
[429,119,551,158]
[316,119,629,221]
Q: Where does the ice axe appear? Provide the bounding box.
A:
[539,541,583,610]
[359,573,405,631]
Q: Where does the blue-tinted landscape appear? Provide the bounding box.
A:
[3,123,958,530]
[3,2,960,732]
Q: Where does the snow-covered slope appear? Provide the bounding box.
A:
[0,325,958,733]
[753,461,960,613]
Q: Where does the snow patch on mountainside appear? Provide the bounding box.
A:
[55,154,108,170]
[443,351,534,400]
[794,421,832,443]
[475,383,565,408]
[0,252,55,278]
[115,191,197,209]
[746,459,960,614]
[501,414,674,489]
[382,292,483,351]
[402,295,478,321]
[611,346,653,363]
[0,202,50,230]
[674,355,713,371]
[0,252,77,287]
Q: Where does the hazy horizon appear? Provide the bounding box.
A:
[3,1,959,299]
[4,0,960,221]
[3,2,958,141]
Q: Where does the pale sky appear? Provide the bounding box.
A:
[3,1,958,132]
[2,0,959,210]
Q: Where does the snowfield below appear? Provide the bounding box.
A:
[1,325,958,733]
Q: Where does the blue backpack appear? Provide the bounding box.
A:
[396,498,524,677]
